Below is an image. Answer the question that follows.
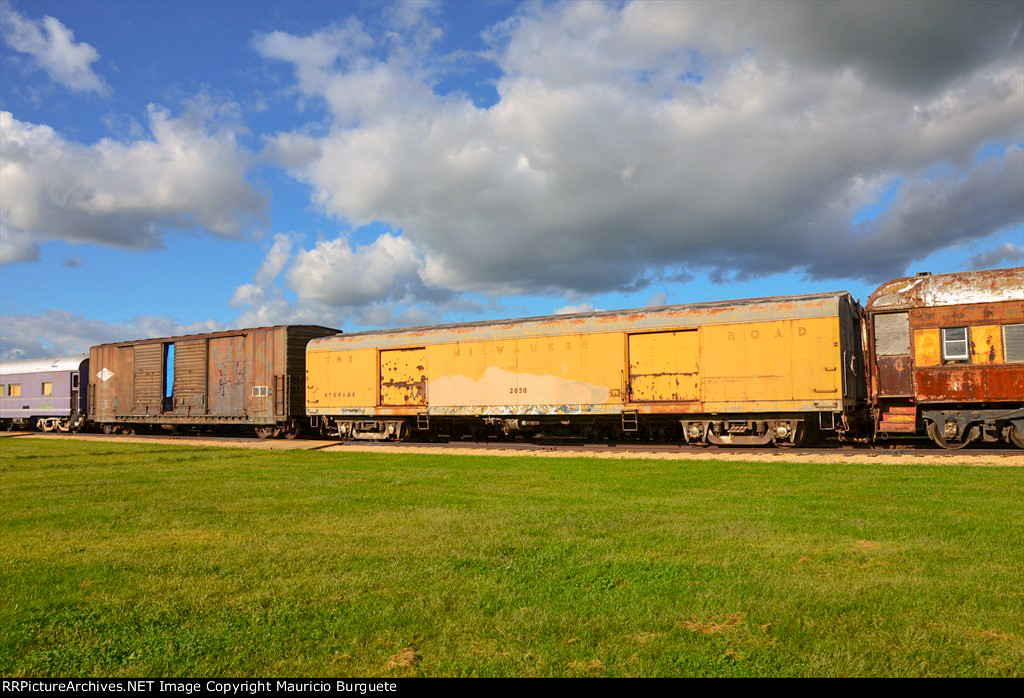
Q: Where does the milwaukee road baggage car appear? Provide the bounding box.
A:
[0,354,89,432]
[90,325,337,438]
[306,292,865,446]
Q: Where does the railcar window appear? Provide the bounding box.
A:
[874,312,910,355]
[941,327,969,361]
[0,384,5,396]
[10,384,21,397]
[42,382,52,396]
[1005,324,1024,363]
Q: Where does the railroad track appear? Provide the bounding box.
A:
[4,430,1020,458]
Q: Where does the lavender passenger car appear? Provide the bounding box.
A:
[0,355,89,431]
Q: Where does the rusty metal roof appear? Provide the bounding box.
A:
[310,291,853,351]
[91,325,340,349]
[866,267,1024,311]
[0,354,88,376]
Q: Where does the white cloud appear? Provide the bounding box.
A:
[0,224,39,263]
[0,103,265,262]
[256,0,1024,298]
[0,309,223,360]
[554,303,597,315]
[0,2,110,95]
[645,291,668,307]
[287,233,438,307]
[968,242,1024,271]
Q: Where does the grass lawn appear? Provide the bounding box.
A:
[1,438,1022,677]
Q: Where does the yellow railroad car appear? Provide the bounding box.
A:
[306,291,864,445]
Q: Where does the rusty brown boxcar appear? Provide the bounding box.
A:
[89,325,337,438]
[865,267,1023,449]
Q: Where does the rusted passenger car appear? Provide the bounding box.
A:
[90,325,337,438]
[306,292,864,446]
[0,354,89,431]
[865,267,1023,449]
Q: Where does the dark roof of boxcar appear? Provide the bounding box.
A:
[91,325,340,349]
[866,267,1024,311]
[310,290,852,350]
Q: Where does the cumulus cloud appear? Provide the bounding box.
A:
[227,229,485,331]
[256,0,1024,300]
[554,303,597,315]
[0,310,223,360]
[0,102,265,262]
[968,242,1024,271]
[0,2,110,95]
[0,224,39,264]
[645,291,668,307]
[287,233,448,307]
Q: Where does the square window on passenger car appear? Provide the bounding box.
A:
[941,327,969,362]
[1005,324,1024,363]
[10,384,21,397]
[42,382,53,396]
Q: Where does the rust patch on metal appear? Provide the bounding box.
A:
[868,267,1023,310]
[914,369,986,402]
[876,355,913,397]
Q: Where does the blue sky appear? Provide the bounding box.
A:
[1,0,1022,358]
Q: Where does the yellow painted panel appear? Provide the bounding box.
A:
[427,333,619,407]
[628,331,699,401]
[305,349,377,408]
[380,348,427,405]
[789,318,841,400]
[580,333,626,404]
[702,317,839,403]
[914,329,941,367]
[970,325,1003,364]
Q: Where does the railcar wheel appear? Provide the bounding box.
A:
[255,427,275,440]
[102,424,116,435]
[1004,424,1024,450]
[282,421,301,440]
[927,422,980,450]
[774,423,806,448]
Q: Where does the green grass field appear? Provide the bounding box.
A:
[1,438,1022,677]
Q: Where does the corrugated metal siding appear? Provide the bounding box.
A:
[246,329,275,422]
[132,344,163,415]
[87,325,338,426]
[208,335,245,416]
[173,339,207,414]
